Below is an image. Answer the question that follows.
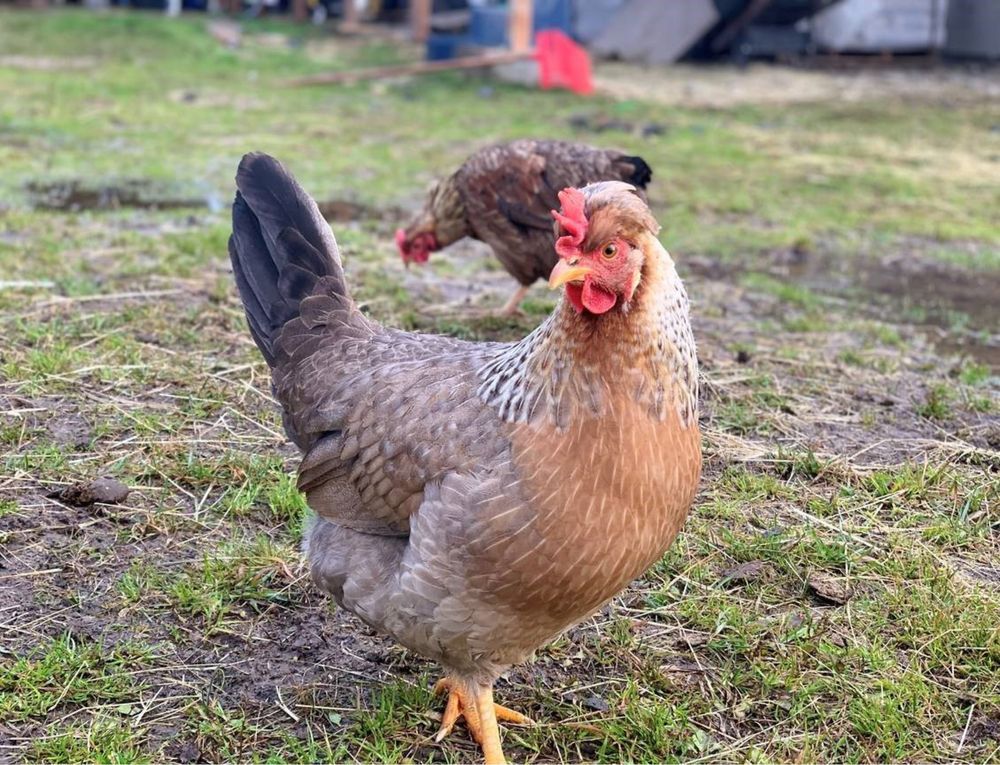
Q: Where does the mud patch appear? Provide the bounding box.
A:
[316,198,404,223]
[26,179,207,212]
[568,112,668,137]
[401,238,520,311]
[778,245,1000,369]
[694,243,1000,370]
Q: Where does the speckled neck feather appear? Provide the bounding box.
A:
[478,234,698,429]
[427,172,470,247]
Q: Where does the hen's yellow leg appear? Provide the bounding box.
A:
[473,682,506,765]
[432,677,532,763]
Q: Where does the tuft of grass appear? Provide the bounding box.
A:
[0,634,155,723]
[957,360,992,387]
[916,383,955,420]
[165,536,302,629]
[266,471,311,530]
[28,714,153,764]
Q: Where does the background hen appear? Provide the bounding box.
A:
[230,153,699,764]
[396,139,653,315]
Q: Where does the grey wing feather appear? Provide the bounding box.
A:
[230,152,508,538]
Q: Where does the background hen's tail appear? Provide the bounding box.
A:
[229,152,348,366]
[619,154,653,190]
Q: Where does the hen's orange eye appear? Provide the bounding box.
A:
[602,243,618,259]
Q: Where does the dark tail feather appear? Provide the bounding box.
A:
[620,155,653,189]
[228,152,347,365]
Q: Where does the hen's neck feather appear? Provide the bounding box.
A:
[429,173,470,246]
[478,236,698,430]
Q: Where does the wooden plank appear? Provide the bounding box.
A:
[289,50,534,86]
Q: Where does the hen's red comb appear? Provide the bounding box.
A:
[551,188,587,259]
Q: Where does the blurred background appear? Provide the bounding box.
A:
[1,1,998,763]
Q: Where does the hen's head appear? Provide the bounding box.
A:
[396,177,467,267]
[395,224,439,266]
[548,182,660,316]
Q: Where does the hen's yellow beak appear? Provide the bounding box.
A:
[548,261,594,289]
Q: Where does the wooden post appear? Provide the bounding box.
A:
[411,0,431,43]
[509,0,532,53]
[341,0,360,32]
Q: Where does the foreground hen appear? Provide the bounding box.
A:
[396,139,653,315]
[230,153,700,764]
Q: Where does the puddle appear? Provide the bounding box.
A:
[26,179,207,212]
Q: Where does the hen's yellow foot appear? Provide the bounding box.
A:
[432,677,532,764]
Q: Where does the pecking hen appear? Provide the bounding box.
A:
[229,152,699,764]
[395,139,653,315]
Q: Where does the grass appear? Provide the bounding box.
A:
[1,8,999,764]
[0,634,156,723]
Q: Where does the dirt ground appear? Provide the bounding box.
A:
[594,61,1000,107]
[1,11,998,764]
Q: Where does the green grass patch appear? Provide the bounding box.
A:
[0,634,156,723]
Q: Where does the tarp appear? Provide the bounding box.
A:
[572,0,627,44]
[945,0,1000,58]
[590,0,720,65]
[811,0,950,52]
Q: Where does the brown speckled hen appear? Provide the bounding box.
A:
[229,152,699,764]
[395,139,653,315]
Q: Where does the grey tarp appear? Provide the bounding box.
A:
[590,0,720,65]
